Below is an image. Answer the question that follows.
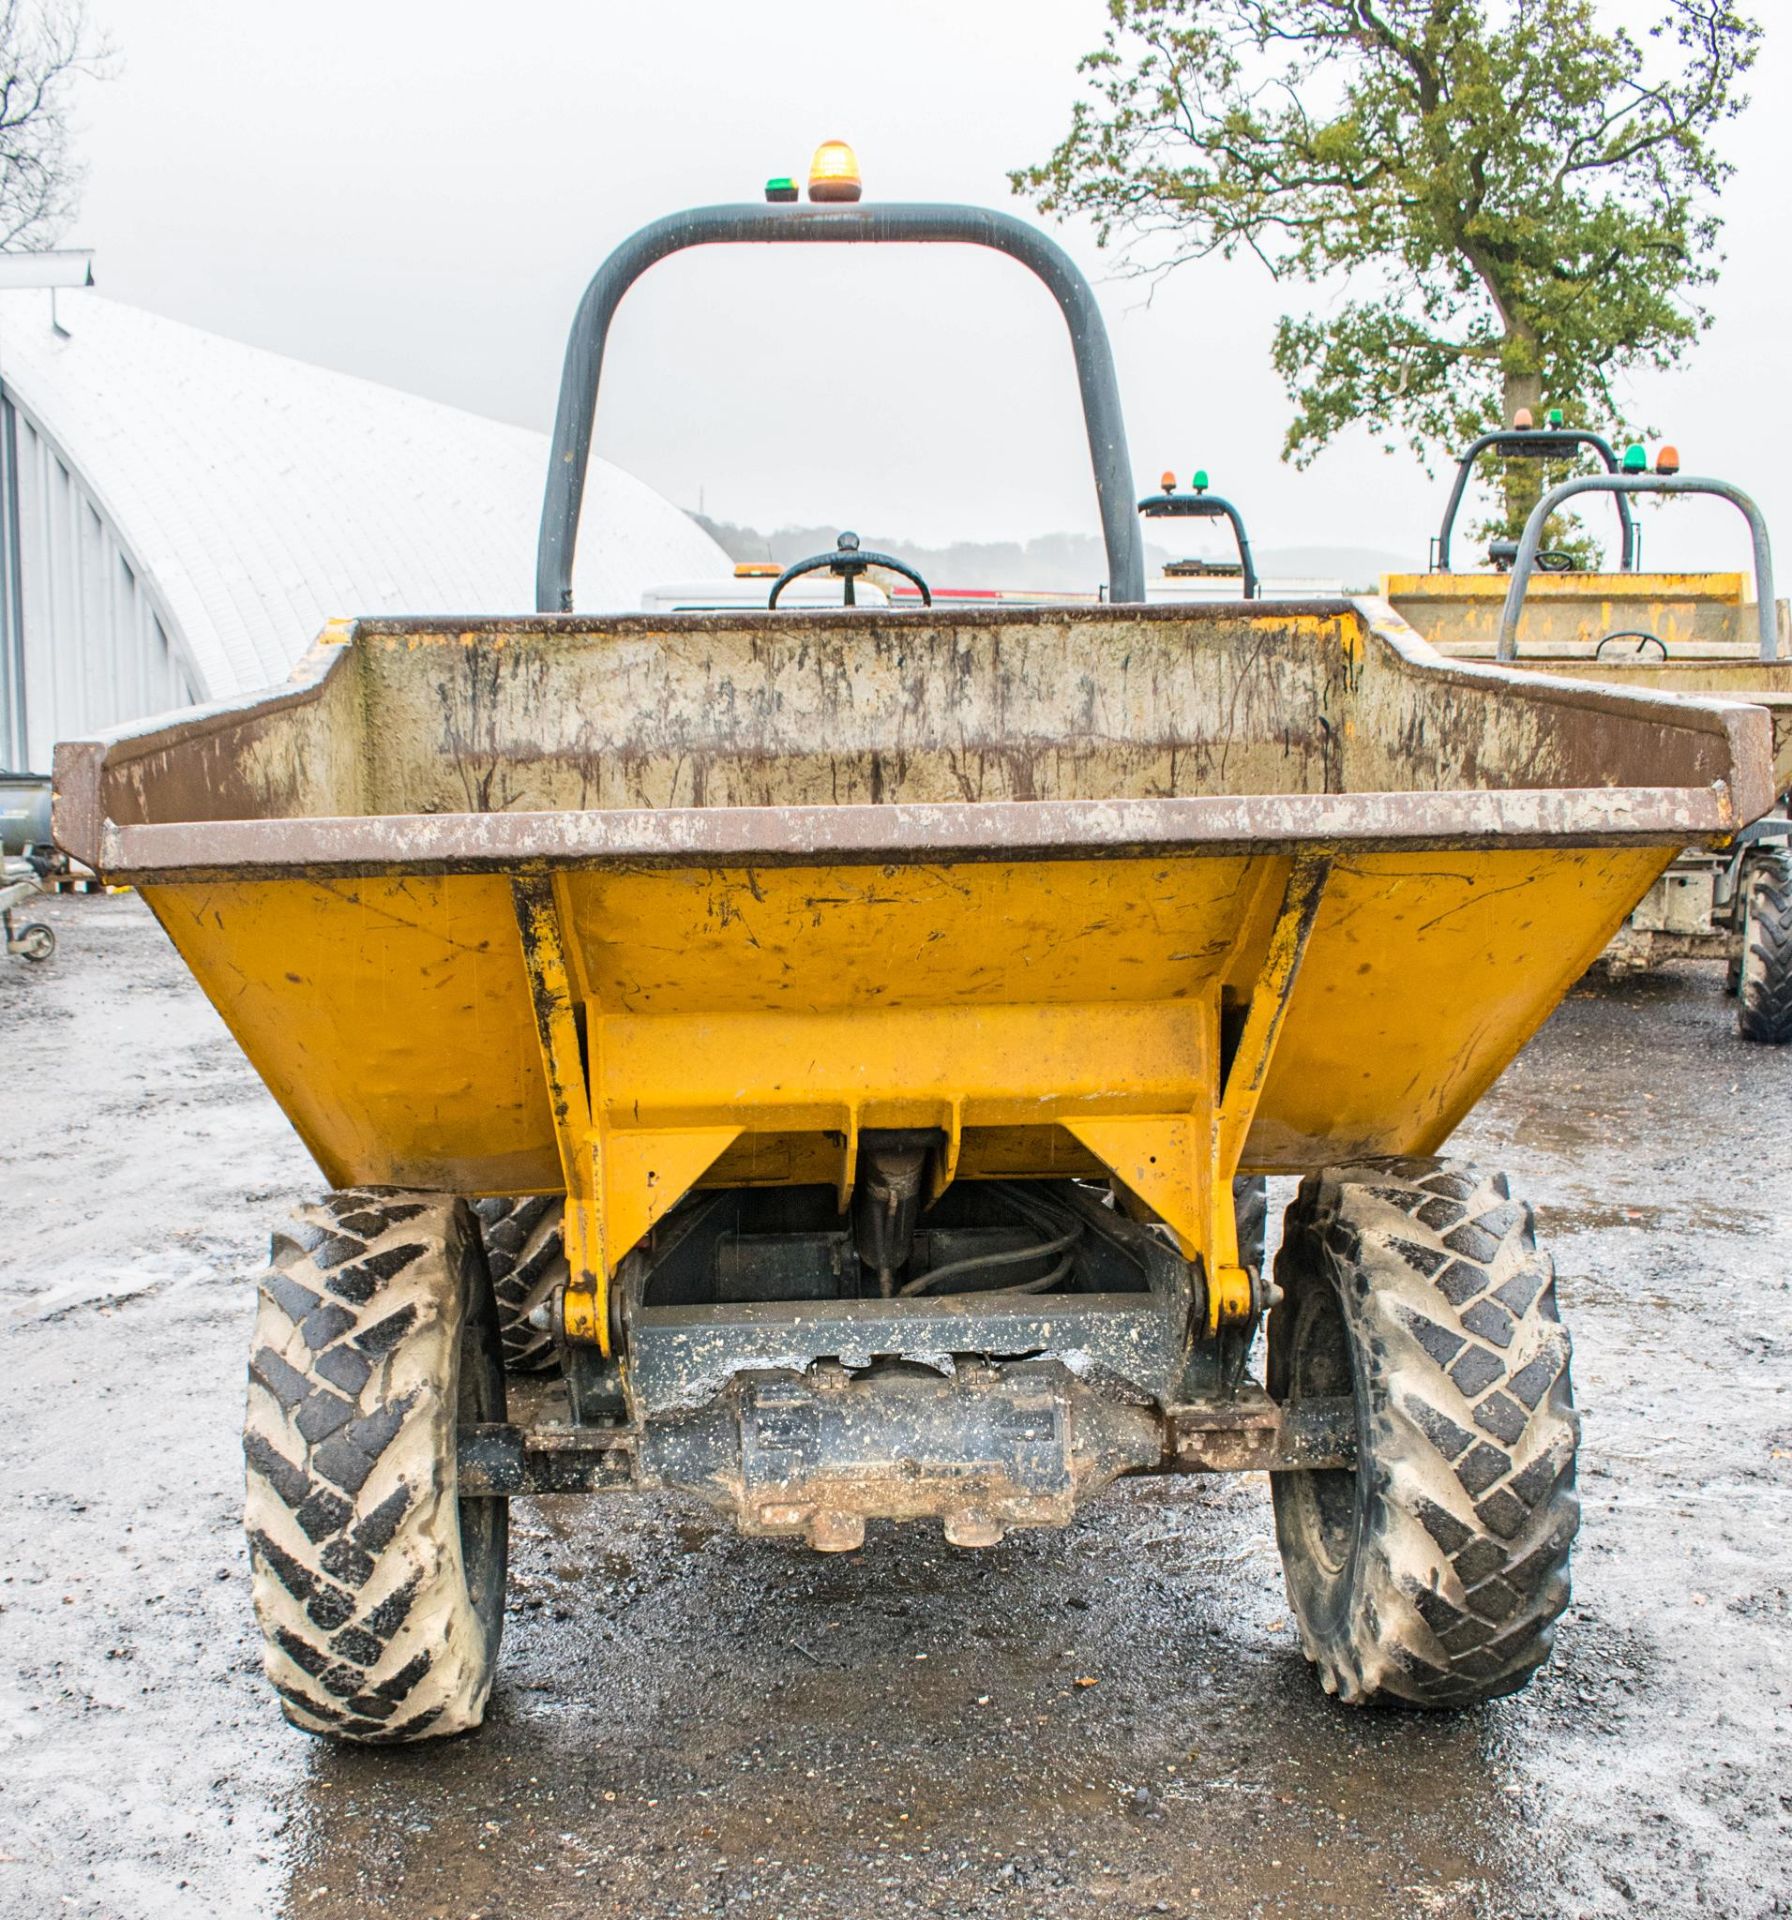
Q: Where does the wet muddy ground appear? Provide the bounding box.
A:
[2,893,1789,1919]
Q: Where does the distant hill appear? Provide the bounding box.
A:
[1254,545,1414,588]
[694,516,1409,595]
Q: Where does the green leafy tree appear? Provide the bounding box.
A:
[1014,0,1761,544]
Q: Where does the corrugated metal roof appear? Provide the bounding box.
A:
[0,289,726,702]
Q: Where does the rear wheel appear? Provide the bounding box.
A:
[1269,1157,1578,1707]
[1737,848,1792,1044]
[473,1195,567,1372]
[243,1189,507,1742]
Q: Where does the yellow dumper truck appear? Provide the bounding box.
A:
[55,188,1776,1743]
[1384,426,1792,1039]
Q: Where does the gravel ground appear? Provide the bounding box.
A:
[2,892,1789,1920]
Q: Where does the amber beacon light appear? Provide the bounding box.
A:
[808,139,862,202]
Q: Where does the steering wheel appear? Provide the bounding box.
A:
[1488,539,1578,575]
[1595,630,1669,660]
[767,531,933,609]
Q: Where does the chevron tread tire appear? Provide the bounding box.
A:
[243,1189,507,1742]
[1737,848,1792,1044]
[1269,1157,1578,1708]
[473,1195,566,1373]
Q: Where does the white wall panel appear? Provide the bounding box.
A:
[2,391,196,769]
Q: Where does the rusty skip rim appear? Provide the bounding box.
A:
[73,785,1751,885]
[50,602,1779,880]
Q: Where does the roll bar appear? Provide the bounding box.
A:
[1136,488,1259,599]
[1433,429,1637,573]
[536,203,1145,612]
[1498,474,1781,662]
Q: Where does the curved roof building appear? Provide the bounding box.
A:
[0,289,725,769]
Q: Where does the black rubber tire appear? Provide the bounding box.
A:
[1233,1175,1268,1276]
[15,921,54,962]
[473,1195,567,1373]
[1268,1156,1578,1707]
[1737,848,1792,1044]
[243,1188,508,1742]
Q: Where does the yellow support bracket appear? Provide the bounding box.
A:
[512,876,741,1352]
[1206,852,1332,1333]
[511,876,609,1352]
[1060,1112,1206,1262]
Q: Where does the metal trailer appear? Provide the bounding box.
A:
[1383,464,1792,1039]
[54,197,1776,1743]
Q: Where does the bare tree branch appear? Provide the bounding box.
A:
[0,1,111,253]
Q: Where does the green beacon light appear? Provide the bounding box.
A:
[1622,442,1648,473]
[764,175,799,204]
[1191,469,1210,494]
[1546,407,1565,428]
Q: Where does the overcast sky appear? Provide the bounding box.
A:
[67,0,1792,575]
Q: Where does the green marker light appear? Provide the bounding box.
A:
[764,176,799,204]
[1192,469,1210,493]
[1546,407,1565,428]
[1622,442,1648,472]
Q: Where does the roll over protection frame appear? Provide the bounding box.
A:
[1499,473,1781,662]
[536,203,1146,612]
[1137,487,1259,600]
[1433,429,1637,574]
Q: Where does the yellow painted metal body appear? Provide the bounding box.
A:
[56,601,1764,1356]
[1383,570,1761,654]
[143,839,1667,1352]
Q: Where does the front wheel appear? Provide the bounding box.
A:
[1737,848,1792,1044]
[1269,1158,1579,1707]
[243,1189,508,1741]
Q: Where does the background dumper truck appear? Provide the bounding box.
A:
[1382,422,1792,1038]
[53,190,1778,1742]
